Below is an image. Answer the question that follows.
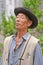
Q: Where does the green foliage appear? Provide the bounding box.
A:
[0,44,3,47]
[1,12,16,37]
[36,21,43,31]
[0,23,2,32]
[22,0,42,19]
[37,35,43,54]
[38,35,43,44]
[0,44,3,58]
[42,47,43,54]
[0,52,2,58]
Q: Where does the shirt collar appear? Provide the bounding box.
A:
[12,32,31,41]
[22,32,31,40]
[12,32,17,39]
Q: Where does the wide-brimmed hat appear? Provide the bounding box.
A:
[14,7,38,28]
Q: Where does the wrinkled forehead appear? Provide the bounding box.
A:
[16,13,28,18]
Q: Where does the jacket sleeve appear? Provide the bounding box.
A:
[34,43,43,65]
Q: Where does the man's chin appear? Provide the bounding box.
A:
[16,27,22,30]
[16,26,19,29]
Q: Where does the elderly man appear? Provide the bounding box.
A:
[1,7,42,65]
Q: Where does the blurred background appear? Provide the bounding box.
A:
[0,0,43,59]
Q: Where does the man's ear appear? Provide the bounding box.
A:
[27,20,32,27]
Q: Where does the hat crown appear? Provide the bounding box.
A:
[14,7,38,28]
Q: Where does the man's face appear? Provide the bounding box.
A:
[15,13,32,30]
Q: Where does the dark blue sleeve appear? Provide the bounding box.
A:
[34,43,43,65]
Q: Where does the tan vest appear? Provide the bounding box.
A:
[2,35,39,65]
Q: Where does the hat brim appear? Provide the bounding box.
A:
[14,7,38,28]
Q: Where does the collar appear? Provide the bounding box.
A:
[12,32,17,39]
[22,32,31,40]
[12,32,31,41]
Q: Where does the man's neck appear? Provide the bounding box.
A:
[16,29,27,38]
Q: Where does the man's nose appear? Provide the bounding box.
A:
[16,18,20,22]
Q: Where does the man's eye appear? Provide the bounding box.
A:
[17,17,19,18]
[16,16,25,19]
[21,17,24,19]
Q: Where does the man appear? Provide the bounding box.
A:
[1,7,42,65]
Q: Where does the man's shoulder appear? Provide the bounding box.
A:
[4,35,13,46]
[30,35,39,44]
[4,35,13,41]
[31,35,39,41]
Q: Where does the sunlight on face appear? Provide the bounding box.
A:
[15,13,32,30]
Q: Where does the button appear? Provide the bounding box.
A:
[11,64,12,65]
[6,58,8,61]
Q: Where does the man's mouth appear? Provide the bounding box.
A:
[16,21,20,25]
